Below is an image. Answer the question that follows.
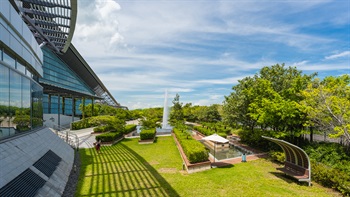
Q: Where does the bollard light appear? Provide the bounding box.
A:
[242,153,247,162]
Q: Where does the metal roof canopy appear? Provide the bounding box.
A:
[40,82,102,99]
[11,0,77,53]
[58,44,121,107]
[262,136,311,186]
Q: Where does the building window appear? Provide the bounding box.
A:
[3,51,16,68]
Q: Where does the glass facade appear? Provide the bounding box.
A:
[41,48,95,117]
[0,0,44,140]
[41,48,95,96]
[0,63,43,140]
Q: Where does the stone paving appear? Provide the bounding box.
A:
[69,127,97,149]
[0,127,74,197]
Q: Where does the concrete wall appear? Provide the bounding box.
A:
[43,114,80,129]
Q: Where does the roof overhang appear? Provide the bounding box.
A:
[40,81,102,99]
[58,44,121,107]
[11,0,77,53]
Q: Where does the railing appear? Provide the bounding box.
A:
[52,124,79,151]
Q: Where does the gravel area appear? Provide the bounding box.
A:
[62,150,81,197]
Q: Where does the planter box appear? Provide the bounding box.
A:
[172,133,211,174]
[138,137,155,144]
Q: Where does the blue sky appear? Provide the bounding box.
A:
[72,0,350,109]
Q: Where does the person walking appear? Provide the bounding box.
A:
[95,140,101,153]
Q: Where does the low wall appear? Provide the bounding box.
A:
[43,114,80,128]
[172,133,211,174]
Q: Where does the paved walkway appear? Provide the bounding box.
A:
[69,128,97,149]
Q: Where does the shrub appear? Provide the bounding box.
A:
[311,161,350,195]
[71,118,91,130]
[237,128,273,151]
[140,129,156,140]
[174,128,209,163]
[269,151,285,163]
[304,142,350,195]
[125,124,137,133]
[93,125,114,133]
[96,132,122,142]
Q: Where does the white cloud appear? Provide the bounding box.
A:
[71,0,349,109]
[325,51,350,60]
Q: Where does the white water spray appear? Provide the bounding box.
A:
[162,89,170,129]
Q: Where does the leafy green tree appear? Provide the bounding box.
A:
[170,93,184,124]
[301,75,350,144]
[223,64,315,139]
[140,108,161,129]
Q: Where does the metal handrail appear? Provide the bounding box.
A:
[52,124,79,151]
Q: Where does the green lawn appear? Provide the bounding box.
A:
[75,136,340,197]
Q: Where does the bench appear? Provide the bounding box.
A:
[277,161,310,183]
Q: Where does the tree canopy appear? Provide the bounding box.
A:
[223,64,316,138]
[301,75,350,144]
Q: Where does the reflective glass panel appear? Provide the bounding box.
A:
[32,81,43,128]
[0,65,10,139]
[3,51,16,68]
[17,77,31,131]
[16,61,26,74]
[9,70,21,133]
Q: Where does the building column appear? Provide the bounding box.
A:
[62,97,65,116]
[72,96,75,123]
[57,94,60,127]
[48,94,51,113]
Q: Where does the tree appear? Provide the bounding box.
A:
[223,64,315,140]
[139,108,161,129]
[301,75,350,145]
[170,93,184,124]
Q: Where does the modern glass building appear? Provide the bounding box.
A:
[1,1,124,195]
[0,0,122,140]
[0,0,44,140]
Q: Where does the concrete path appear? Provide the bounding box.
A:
[69,128,97,149]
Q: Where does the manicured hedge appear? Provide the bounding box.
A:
[125,124,137,133]
[93,125,114,133]
[95,132,122,142]
[193,125,228,138]
[173,128,209,163]
[71,118,93,130]
[140,129,156,140]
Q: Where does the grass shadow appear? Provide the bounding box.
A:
[120,143,180,196]
[75,142,180,197]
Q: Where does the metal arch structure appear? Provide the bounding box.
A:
[11,0,77,53]
[262,136,311,186]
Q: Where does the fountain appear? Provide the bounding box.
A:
[156,89,172,133]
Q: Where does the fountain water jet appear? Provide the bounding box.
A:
[156,89,172,133]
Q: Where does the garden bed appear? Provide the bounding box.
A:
[172,133,211,173]
[138,137,155,144]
